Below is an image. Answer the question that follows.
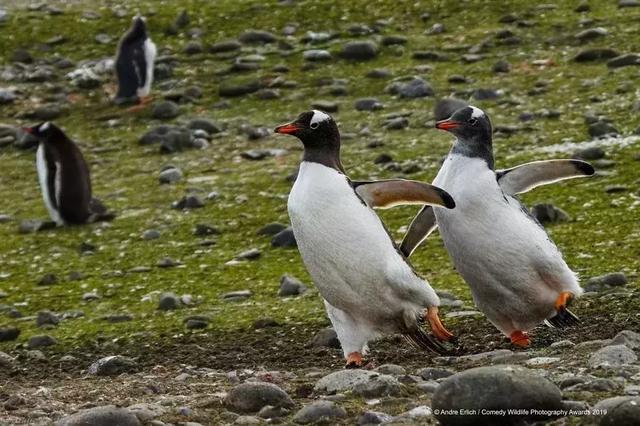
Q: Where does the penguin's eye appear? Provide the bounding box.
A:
[468,118,478,126]
[310,122,319,130]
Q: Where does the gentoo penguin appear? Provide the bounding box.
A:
[25,122,108,226]
[275,110,457,367]
[114,15,156,106]
[401,105,594,347]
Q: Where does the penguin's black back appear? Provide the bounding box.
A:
[41,126,92,224]
[115,18,148,99]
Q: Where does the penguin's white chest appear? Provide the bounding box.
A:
[36,144,63,225]
[138,38,156,97]
[288,162,414,314]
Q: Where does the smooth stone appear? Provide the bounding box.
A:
[609,330,640,349]
[0,327,20,342]
[152,101,181,120]
[159,166,183,184]
[271,227,297,248]
[594,396,640,425]
[158,292,181,310]
[432,365,563,425]
[88,355,138,376]
[55,406,141,426]
[530,203,570,224]
[589,345,638,368]
[607,54,640,68]
[28,335,57,348]
[419,367,455,380]
[278,275,307,297]
[315,370,395,395]
[292,401,346,424]
[340,41,378,61]
[257,223,287,236]
[306,328,340,349]
[584,272,627,291]
[224,382,294,413]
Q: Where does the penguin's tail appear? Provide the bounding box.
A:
[546,307,580,329]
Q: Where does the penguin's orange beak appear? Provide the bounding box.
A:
[435,119,461,131]
[274,122,302,135]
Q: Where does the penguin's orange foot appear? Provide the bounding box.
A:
[426,307,455,342]
[554,291,574,312]
[345,352,363,369]
[510,330,530,348]
[125,96,153,112]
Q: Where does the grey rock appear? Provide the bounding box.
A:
[28,335,57,348]
[278,275,307,297]
[575,27,608,41]
[0,88,17,104]
[584,272,627,291]
[375,364,406,375]
[225,382,294,413]
[589,345,638,368]
[194,224,220,237]
[185,316,209,330]
[210,40,242,53]
[95,33,112,44]
[159,166,183,184]
[55,405,141,426]
[387,77,434,98]
[382,35,407,46]
[12,48,33,63]
[257,405,289,419]
[239,30,277,44]
[473,88,502,100]
[306,328,340,349]
[293,401,346,424]
[607,54,640,68]
[271,227,297,248]
[589,121,619,138]
[152,101,181,120]
[0,351,16,370]
[340,41,378,61]
[418,380,440,393]
[310,100,338,113]
[353,374,401,397]
[573,146,605,160]
[530,203,570,224]
[158,292,181,310]
[38,273,58,285]
[257,223,287,236]
[142,229,161,240]
[492,59,511,73]
[366,68,392,79]
[594,396,640,425]
[0,327,20,342]
[358,411,393,425]
[433,365,563,425]
[384,117,409,130]
[419,367,455,380]
[303,50,332,61]
[427,23,445,34]
[88,355,138,376]
[315,370,395,394]
[609,330,640,349]
[184,41,204,55]
[36,310,59,327]
[574,48,621,62]
[566,378,621,392]
[188,118,223,134]
[355,98,384,111]
[235,248,261,261]
[29,104,64,121]
[222,290,253,301]
[172,195,205,209]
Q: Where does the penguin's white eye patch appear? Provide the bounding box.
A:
[39,122,50,132]
[310,109,330,127]
[310,122,319,130]
[470,106,484,119]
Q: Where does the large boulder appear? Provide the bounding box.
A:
[432,365,563,425]
[225,382,295,413]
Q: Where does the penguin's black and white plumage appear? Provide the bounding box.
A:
[114,16,156,105]
[27,122,107,226]
[401,106,594,347]
[275,110,457,367]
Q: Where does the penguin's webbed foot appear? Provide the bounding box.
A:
[510,330,531,348]
[426,307,455,342]
[345,352,363,369]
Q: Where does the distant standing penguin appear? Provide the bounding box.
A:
[275,110,457,367]
[402,106,594,347]
[114,15,156,106]
[26,122,99,226]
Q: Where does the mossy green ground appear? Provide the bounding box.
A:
[0,0,638,368]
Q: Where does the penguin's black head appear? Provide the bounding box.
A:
[436,106,492,142]
[126,15,148,40]
[274,110,343,171]
[23,122,66,143]
[274,110,340,151]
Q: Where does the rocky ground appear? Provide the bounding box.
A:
[0,0,639,425]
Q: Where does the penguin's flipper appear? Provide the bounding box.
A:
[352,180,456,210]
[399,206,437,258]
[496,159,595,195]
[547,308,580,329]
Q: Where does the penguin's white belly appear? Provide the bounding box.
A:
[138,38,156,97]
[433,155,579,331]
[36,144,63,226]
[288,162,436,327]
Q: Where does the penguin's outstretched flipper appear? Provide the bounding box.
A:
[352,180,456,210]
[400,206,437,257]
[496,159,595,195]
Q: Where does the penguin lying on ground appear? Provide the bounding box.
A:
[401,105,594,347]
[275,110,457,367]
[25,122,113,226]
[114,15,156,107]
